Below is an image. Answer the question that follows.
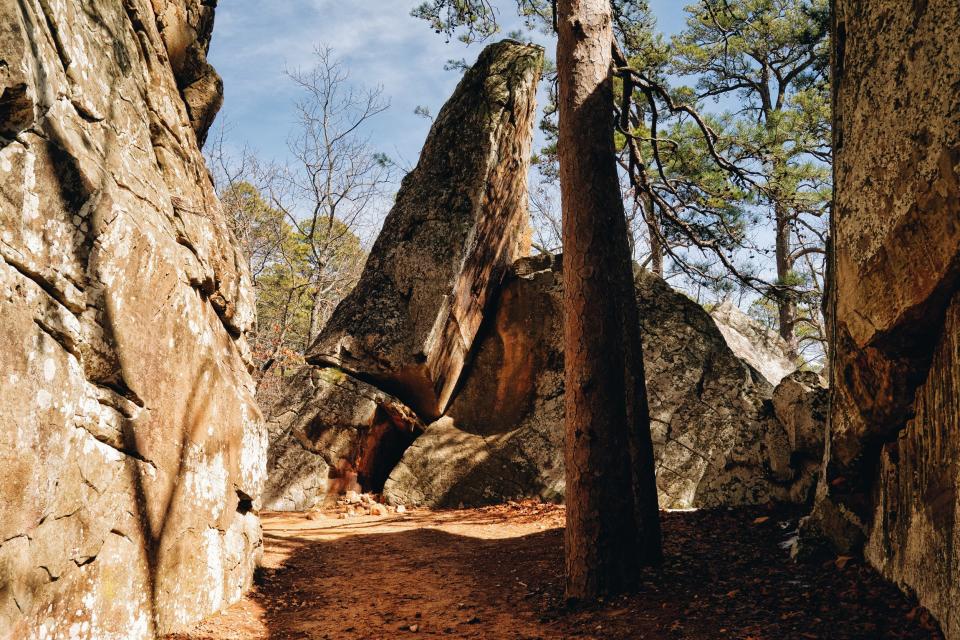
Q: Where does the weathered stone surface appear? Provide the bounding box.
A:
[154,0,224,145]
[637,274,816,508]
[807,1,960,636]
[710,300,796,387]
[384,256,565,507]
[771,370,827,461]
[0,1,263,638]
[383,256,823,509]
[307,41,543,420]
[262,367,423,512]
[866,294,960,635]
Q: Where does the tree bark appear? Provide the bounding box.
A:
[767,115,798,360]
[619,232,663,570]
[774,201,798,359]
[307,287,324,346]
[644,194,664,276]
[557,0,661,600]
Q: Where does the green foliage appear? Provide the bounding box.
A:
[254,217,364,355]
[219,180,365,382]
[221,181,287,283]
[619,0,831,359]
[411,0,554,42]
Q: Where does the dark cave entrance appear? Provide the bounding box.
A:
[353,408,422,494]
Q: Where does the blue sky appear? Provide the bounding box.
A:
[208,1,688,169]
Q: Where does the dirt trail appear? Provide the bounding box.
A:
[167,503,942,640]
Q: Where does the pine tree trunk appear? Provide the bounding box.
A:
[774,204,798,359]
[644,194,664,276]
[557,0,661,599]
[307,288,323,347]
[619,233,663,568]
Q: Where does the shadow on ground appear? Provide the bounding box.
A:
[169,506,943,640]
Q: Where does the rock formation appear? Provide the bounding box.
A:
[262,40,544,511]
[384,256,566,507]
[710,300,797,388]
[0,1,264,638]
[262,367,423,511]
[306,40,544,420]
[802,1,960,636]
[771,370,828,462]
[383,256,826,509]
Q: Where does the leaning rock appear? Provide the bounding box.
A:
[307,40,544,419]
[262,367,423,512]
[0,1,263,637]
[264,41,543,511]
[384,256,822,509]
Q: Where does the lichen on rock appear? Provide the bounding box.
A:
[0,0,263,636]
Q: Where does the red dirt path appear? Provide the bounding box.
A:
[166,502,942,639]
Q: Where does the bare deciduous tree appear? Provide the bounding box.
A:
[205,48,394,406]
[269,46,394,346]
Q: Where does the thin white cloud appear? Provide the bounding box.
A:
[209,0,557,179]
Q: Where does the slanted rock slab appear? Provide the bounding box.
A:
[307,40,544,420]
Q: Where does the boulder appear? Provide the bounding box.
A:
[385,256,565,507]
[262,367,423,511]
[264,40,544,511]
[383,256,824,509]
[771,370,828,460]
[0,1,264,637]
[805,1,960,636]
[710,300,796,388]
[307,40,544,420]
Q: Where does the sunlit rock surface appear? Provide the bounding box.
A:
[804,1,960,636]
[0,1,264,637]
[710,300,796,387]
[383,256,824,509]
[264,40,543,510]
[306,40,543,420]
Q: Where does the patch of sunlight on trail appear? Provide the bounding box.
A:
[262,508,565,543]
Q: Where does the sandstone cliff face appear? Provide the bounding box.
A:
[383,256,824,509]
[810,1,960,636]
[307,40,543,420]
[0,1,264,638]
[263,40,543,511]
